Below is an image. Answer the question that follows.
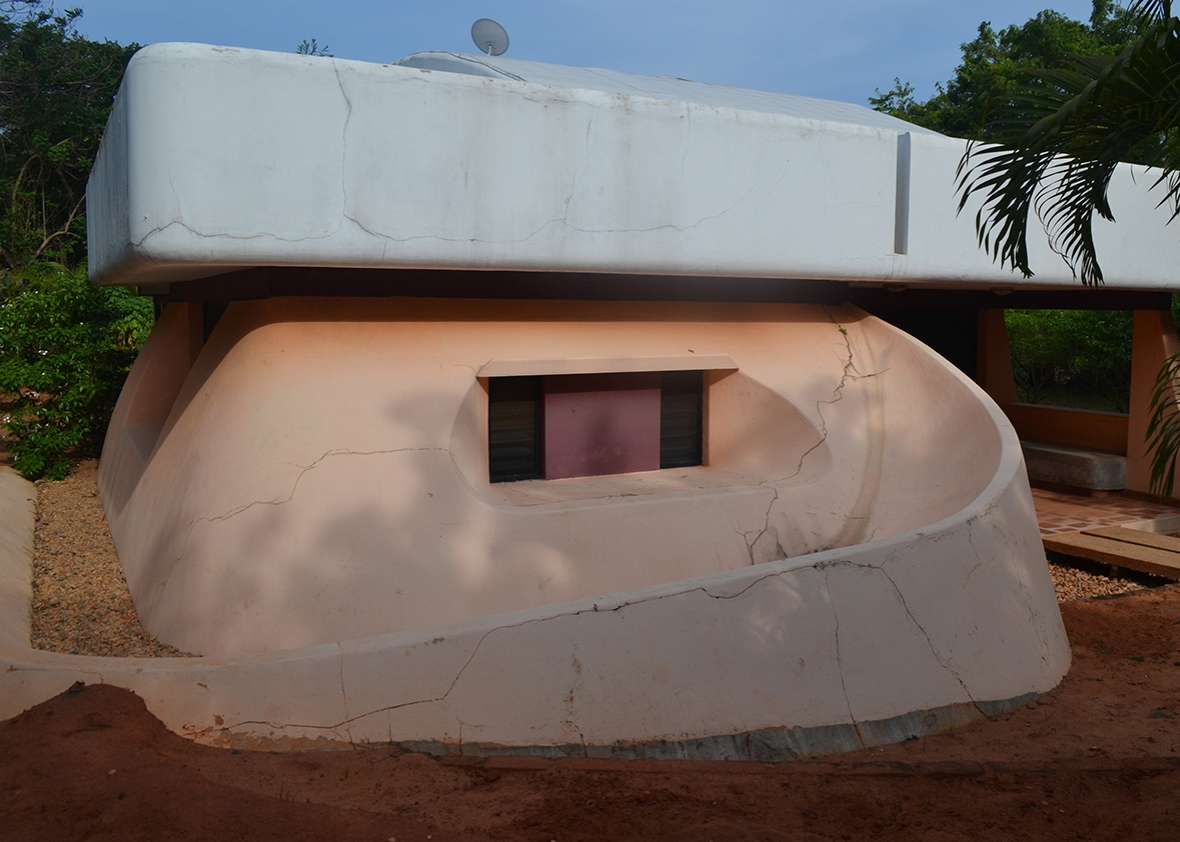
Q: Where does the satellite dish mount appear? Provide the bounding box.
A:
[471,18,509,56]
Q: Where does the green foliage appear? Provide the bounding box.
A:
[296,38,331,57]
[0,3,137,269]
[0,4,142,479]
[871,1,1139,138]
[955,2,1179,285]
[0,267,152,479]
[893,2,1180,496]
[1005,309,1132,411]
[1147,351,1180,497]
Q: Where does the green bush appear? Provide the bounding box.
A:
[0,266,152,479]
[1005,309,1132,412]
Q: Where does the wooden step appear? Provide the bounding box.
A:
[1084,526,1180,552]
[1043,527,1180,580]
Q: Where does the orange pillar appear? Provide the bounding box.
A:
[976,309,1019,404]
[1125,309,1180,497]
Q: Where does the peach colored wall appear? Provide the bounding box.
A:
[100,297,1003,657]
[1000,403,1129,456]
[5,407,1067,756]
[100,302,200,520]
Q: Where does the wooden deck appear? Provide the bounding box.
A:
[1041,511,1180,580]
[1034,490,1180,580]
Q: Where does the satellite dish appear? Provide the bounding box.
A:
[471,18,509,56]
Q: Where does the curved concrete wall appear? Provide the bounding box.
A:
[102,298,1005,656]
[0,386,1068,755]
[0,297,1069,756]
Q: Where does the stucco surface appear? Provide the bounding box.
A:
[99,298,1010,656]
[0,293,1071,750]
[0,296,1058,752]
[0,356,1068,754]
[86,43,1180,290]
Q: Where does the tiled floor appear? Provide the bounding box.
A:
[1032,487,1180,536]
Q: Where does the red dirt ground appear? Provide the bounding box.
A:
[5,586,1180,841]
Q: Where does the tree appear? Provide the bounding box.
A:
[944,2,1180,495]
[296,38,332,57]
[877,4,1180,492]
[954,1,1177,286]
[1005,308,1133,411]
[0,4,146,480]
[0,4,137,270]
[871,2,1140,139]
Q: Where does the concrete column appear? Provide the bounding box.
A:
[975,309,1019,404]
[1125,309,1180,497]
[187,302,204,365]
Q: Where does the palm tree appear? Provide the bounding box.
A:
[956,1,1180,495]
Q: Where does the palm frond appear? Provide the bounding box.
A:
[1147,352,1180,498]
[1127,1,1172,22]
[957,15,1180,285]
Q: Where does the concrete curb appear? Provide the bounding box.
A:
[0,468,35,650]
[1022,441,1127,491]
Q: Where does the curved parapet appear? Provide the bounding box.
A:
[0,298,1068,758]
[102,298,1017,655]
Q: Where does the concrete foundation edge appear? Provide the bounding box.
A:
[362,693,1041,762]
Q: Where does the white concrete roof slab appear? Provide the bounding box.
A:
[392,51,938,135]
[86,43,1180,291]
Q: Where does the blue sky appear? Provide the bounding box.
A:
[71,1,1099,105]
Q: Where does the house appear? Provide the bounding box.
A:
[38,42,1179,756]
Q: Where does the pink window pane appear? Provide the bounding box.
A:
[543,373,660,479]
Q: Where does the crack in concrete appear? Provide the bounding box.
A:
[197,569,837,739]
[193,519,998,743]
[826,315,890,550]
[338,185,763,248]
[132,218,343,249]
[873,563,977,705]
[202,615,539,738]
[775,314,887,490]
[824,566,864,749]
[199,447,447,528]
[141,167,763,255]
[738,487,783,565]
[740,321,890,562]
[146,447,449,620]
[17,666,109,684]
[558,110,595,228]
[337,644,354,746]
[332,58,355,227]
[944,524,990,672]
[962,527,988,589]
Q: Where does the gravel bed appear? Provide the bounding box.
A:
[22,459,1157,658]
[1048,560,1146,602]
[30,459,191,658]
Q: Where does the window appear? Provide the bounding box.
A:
[488,371,704,482]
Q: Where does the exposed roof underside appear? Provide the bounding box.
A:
[87,43,1180,291]
[392,51,938,137]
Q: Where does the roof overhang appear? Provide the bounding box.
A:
[87,43,1180,292]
